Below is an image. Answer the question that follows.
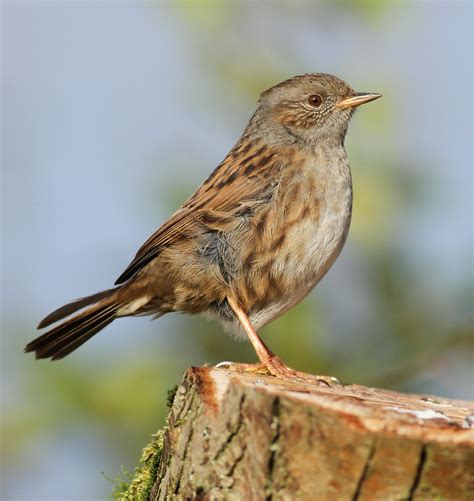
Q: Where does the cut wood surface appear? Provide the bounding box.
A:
[147,366,474,500]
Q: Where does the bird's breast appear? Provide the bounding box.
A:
[278,154,351,279]
[244,148,353,327]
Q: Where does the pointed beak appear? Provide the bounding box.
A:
[336,92,382,110]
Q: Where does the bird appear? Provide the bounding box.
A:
[25,73,381,382]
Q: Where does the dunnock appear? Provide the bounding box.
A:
[26,73,381,381]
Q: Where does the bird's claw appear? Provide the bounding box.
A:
[215,359,342,387]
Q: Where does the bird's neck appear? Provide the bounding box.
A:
[244,110,350,152]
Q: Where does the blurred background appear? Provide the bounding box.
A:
[1,1,473,499]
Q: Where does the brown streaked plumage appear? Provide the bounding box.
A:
[25,73,381,381]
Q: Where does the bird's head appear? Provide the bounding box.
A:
[256,73,381,146]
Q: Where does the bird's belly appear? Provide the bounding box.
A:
[250,183,352,329]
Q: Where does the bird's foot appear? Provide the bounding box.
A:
[215,361,268,374]
[216,359,341,387]
[264,357,342,387]
[298,373,343,387]
[264,356,299,378]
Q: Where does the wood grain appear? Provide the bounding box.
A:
[150,367,474,500]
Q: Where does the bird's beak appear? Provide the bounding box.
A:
[336,92,382,110]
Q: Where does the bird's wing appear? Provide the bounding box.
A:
[115,142,287,284]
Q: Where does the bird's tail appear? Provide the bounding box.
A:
[25,288,120,360]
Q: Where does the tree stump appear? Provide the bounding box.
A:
[127,366,474,500]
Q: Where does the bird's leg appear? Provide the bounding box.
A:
[226,297,301,378]
[226,296,341,386]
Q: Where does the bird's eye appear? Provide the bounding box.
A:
[308,94,323,107]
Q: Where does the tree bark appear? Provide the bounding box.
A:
[142,367,474,500]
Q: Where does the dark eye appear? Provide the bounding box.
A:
[308,94,323,107]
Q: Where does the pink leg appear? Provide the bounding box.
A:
[226,296,339,385]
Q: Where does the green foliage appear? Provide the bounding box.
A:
[333,0,391,19]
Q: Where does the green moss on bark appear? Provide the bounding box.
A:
[109,382,182,499]
[111,429,166,501]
